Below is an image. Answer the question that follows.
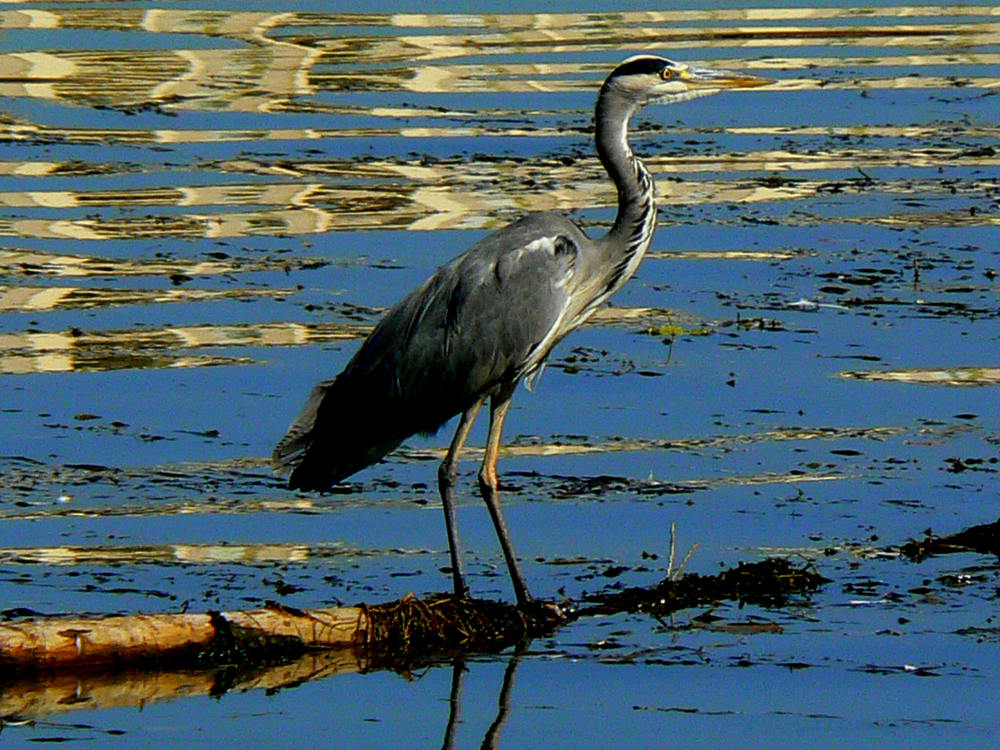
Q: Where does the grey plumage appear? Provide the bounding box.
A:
[273,214,588,486]
[274,55,769,604]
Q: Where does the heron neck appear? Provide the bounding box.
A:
[594,92,657,254]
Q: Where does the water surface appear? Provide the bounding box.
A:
[1,3,999,748]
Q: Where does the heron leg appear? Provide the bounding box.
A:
[438,397,485,599]
[479,389,532,605]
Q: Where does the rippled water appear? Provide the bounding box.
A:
[1,3,999,748]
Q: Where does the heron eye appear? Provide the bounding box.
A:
[660,67,675,80]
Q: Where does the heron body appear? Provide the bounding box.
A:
[274,55,769,605]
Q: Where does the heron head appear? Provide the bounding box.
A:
[603,55,770,106]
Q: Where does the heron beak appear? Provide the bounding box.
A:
[679,64,772,90]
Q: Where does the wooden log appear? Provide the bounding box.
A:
[0,559,822,672]
[0,594,550,671]
[0,604,366,670]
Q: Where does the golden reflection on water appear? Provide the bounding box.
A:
[0,196,993,242]
[0,6,997,110]
[1,6,997,373]
[1,151,998,209]
[0,248,323,277]
[0,640,365,721]
[0,423,909,521]
[0,305,689,374]
[0,542,352,565]
[5,122,1000,147]
[840,367,1000,386]
[2,49,998,111]
[404,424,905,463]
[0,165,996,241]
[0,322,358,374]
[0,285,287,312]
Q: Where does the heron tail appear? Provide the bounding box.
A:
[272,378,330,476]
[272,376,405,491]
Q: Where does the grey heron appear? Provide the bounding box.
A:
[274,55,769,605]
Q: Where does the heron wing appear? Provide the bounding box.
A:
[273,212,587,487]
[382,214,583,422]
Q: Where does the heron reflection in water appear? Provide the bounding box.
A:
[274,56,770,605]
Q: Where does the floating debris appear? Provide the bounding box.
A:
[786,297,849,311]
[840,367,1000,387]
[901,518,1000,561]
[580,558,828,617]
[360,594,561,665]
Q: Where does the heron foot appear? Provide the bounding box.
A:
[517,598,569,631]
[451,577,471,600]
